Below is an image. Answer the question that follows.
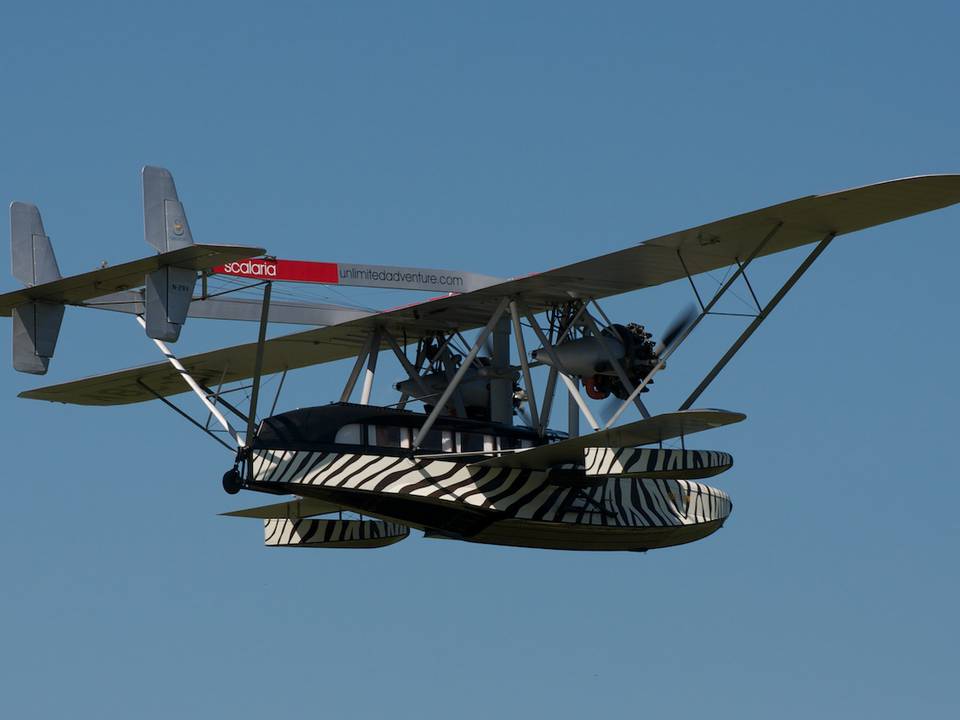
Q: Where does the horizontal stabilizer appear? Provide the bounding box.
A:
[475,409,746,470]
[0,243,264,317]
[221,497,343,519]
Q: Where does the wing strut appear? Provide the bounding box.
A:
[521,304,600,434]
[538,366,560,437]
[268,368,288,417]
[135,314,245,447]
[604,221,784,428]
[412,297,510,450]
[383,328,433,401]
[245,281,273,442]
[509,300,540,433]
[679,231,836,410]
[136,378,236,452]
[359,326,382,405]
[340,332,375,403]
[580,307,650,420]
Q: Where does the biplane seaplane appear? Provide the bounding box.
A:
[4,167,959,551]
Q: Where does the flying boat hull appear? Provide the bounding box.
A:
[249,449,731,551]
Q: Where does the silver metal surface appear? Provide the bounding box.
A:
[12,302,64,374]
[144,265,196,342]
[523,307,600,434]
[567,376,580,438]
[561,373,599,432]
[268,368,288,417]
[9,203,64,374]
[340,332,374,403]
[538,366,559,437]
[142,166,194,253]
[246,282,273,443]
[509,300,539,431]
[438,345,468,418]
[412,297,510,449]
[489,316,513,425]
[532,334,624,376]
[383,328,432,401]
[360,326,382,406]
[579,309,650,419]
[10,202,60,287]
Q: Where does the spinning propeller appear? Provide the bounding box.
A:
[654,304,698,357]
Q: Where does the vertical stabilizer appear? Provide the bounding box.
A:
[142,166,196,341]
[11,202,60,286]
[143,166,194,252]
[10,202,64,374]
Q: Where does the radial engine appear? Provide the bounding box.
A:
[531,323,659,400]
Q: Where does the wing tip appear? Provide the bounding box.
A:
[818,172,960,201]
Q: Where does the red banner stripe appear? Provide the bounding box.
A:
[212,259,340,284]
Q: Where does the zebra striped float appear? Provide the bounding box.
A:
[250,449,732,550]
[584,447,733,479]
[264,517,410,548]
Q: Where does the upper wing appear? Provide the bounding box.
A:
[20,174,960,406]
[469,173,960,302]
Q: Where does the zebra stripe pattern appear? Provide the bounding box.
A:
[252,450,731,529]
[264,518,410,548]
[584,447,733,478]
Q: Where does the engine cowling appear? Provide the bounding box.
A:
[531,323,658,399]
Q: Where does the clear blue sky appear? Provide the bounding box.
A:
[1,2,958,718]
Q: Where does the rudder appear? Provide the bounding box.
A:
[142,166,196,342]
[10,202,64,374]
